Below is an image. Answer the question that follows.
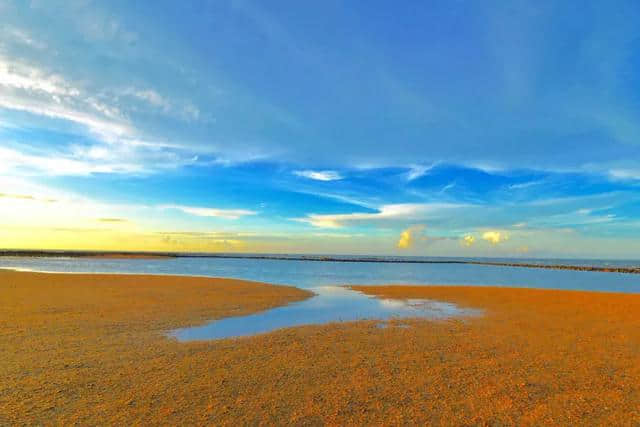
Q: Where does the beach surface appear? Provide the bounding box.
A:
[2,270,640,425]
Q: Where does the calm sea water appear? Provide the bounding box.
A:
[2,255,638,340]
[1,255,639,292]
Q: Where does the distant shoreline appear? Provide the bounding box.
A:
[1,249,639,274]
[82,254,172,260]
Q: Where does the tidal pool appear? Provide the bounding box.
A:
[170,286,481,341]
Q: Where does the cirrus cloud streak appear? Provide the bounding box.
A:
[161,205,257,220]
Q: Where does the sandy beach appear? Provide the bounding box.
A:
[2,270,640,425]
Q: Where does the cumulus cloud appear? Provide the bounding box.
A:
[161,205,257,219]
[396,225,426,249]
[293,170,343,181]
[461,234,475,247]
[482,231,509,244]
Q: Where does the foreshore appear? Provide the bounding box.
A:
[2,270,640,424]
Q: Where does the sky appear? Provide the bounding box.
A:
[1,0,640,258]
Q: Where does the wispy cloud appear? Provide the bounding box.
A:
[0,54,207,177]
[609,169,640,181]
[0,146,140,176]
[3,26,47,50]
[0,57,79,96]
[120,87,200,121]
[0,141,203,176]
[508,180,545,190]
[311,232,361,239]
[439,181,456,194]
[0,56,135,141]
[128,88,170,110]
[406,164,436,181]
[293,170,343,181]
[0,192,35,200]
[295,203,463,228]
[97,217,128,223]
[162,205,257,219]
[0,191,57,203]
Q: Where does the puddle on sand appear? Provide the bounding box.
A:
[170,286,481,341]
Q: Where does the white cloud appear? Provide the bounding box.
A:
[162,205,257,219]
[0,57,78,96]
[0,54,208,177]
[0,55,132,141]
[123,88,171,111]
[3,27,47,50]
[406,164,435,181]
[397,225,426,249]
[0,146,139,175]
[0,95,131,139]
[0,143,200,177]
[509,180,544,190]
[609,169,640,181]
[293,170,343,181]
[311,232,361,239]
[295,203,463,228]
[482,230,508,244]
[461,234,475,247]
[439,181,456,193]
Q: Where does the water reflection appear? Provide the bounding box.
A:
[170,286,481,341]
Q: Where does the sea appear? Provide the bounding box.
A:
[1,254,638,293]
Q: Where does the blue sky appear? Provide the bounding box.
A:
[1,0,640,257]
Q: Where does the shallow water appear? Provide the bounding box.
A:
[170,286,481,341]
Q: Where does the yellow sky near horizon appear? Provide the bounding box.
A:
[0,227,252,253]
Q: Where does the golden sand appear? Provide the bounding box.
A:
[2,271,639,425]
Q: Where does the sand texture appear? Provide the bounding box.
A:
[2,270,640,425]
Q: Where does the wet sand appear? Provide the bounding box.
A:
[2,270,640,425]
